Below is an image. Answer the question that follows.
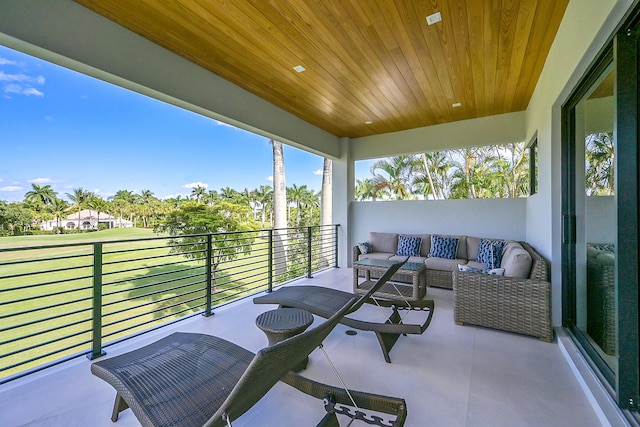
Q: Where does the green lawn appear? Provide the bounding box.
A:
[0,228,271,380]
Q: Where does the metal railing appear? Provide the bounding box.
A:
[0,224,338,384]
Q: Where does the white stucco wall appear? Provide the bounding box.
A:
[350,111,526,160]
[350,199,527,251]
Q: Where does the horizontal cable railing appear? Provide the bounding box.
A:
[0,224,339,384]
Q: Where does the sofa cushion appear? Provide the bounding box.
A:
[389,255,427,263]
[465,260,486,270]
[358,252,394,261]
[369,232,399,254]
[425,257,467,272]
[429,235,460,259]
[501,242,532,278]
[466,236,481,260]
[397,235,422,256]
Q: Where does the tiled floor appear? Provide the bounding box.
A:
[1,268,604,426]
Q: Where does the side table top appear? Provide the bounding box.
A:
[255,308,314,334]
[354,257,425,272]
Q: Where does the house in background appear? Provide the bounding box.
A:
[40,209,133,231]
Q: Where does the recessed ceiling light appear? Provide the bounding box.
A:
[293,65,306,73]
[364,120,373,125]
[426,12,442,25]
[452,102,462,108]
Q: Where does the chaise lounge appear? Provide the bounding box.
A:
[91,261,408,427]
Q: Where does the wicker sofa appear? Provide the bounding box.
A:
[586,243,615,354]
[453,241,552,342]
[353,232,552,341]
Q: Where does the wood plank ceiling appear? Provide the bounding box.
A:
[75,0,569,139]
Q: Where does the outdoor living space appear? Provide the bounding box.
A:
[1,267,602,427]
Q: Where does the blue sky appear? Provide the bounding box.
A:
[0,45,336,203]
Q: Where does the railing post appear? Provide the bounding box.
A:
[267,229,273,292]
[87,242,106,360]
[203,234,213,317]
[334,224,339,268]
[307,226,313,278]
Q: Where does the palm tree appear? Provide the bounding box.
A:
[254,185,273,226]
[109,190,137,227]
[355,178,378,201]
[370,155,415,200]
[321,158,332,226]
[138,189,157,228]
[88,196,108,229]
[585,132,615,196]
[191,185,207,204]
[288,184,307,226]
[413,152,450,199]
[24,183,57,207]
[205,190,220,207]
[49,197,70,229]
[66,188,90,231]
[220,186,239,203]
[271,139,287,276]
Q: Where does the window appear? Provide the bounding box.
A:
[529,138,538,195]
[354,142,530,201]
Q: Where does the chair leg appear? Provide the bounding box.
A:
[111,392,129,422]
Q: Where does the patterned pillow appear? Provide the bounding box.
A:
[429,235,459,259]
[397,235,422,257]
[476,239,505,269]
[458,264,484,273]
[357,241,372,254]
[457,264,505,276]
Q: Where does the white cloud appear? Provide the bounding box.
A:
[265,176,273,182]
[0,57,18,66]
[0,186,23,192]
[313,169,323,175]
[4,84,43,97]
[30,177,52,183]
[0,71,45,84]
[23,87,44,96]
[0,69,45,97]
[182,182,209,189]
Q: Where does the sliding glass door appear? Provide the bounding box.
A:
[562,10,640,413]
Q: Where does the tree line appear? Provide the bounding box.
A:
[356,143,531,201]
[0,182,323,236]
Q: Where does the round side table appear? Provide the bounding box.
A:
[255,307,314,371]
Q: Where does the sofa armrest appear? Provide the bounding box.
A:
[453,270,552,341]
[353,245,362,261]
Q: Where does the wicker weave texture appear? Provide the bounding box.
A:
[91,333,254,427]
[452,243,552,341]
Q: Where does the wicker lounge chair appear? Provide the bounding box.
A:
[253,273,435,363]
[91,261,407,427]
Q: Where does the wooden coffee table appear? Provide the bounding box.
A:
[353,258,426,300]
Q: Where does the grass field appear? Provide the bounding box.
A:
[0,228,272,381]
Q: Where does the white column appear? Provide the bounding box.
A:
[332,137,353,268]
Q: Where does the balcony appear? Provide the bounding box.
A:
[1,261,602,426]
